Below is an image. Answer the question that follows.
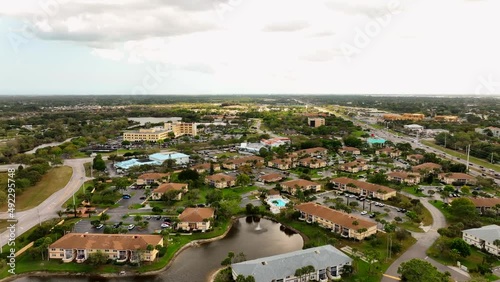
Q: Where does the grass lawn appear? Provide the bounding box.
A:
[429,200,453,222]
[277,216,417,281]
[428,242,500,273]
[421,140,499,172]
[397,221,424,233]
[402,186,428,198]
[63,181,94,208]
[0,166,73,212]
[221,186,258,198]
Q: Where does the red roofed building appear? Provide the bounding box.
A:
[330,177,396,200]
[295,202,377,240]
[177,208,215,231]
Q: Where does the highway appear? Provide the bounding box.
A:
[0,158,92,247]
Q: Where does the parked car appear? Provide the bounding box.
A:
[161,223,170,228]
[139,196,146,200]
[145,216,151,220]
[128,224,135,230]
[122,195,131,199]
[369,213,376,218]
[360,211,368,215]
[96,224,104,229]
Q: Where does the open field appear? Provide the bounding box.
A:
[0,166,73,212]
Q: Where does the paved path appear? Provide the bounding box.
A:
[382,192,470,282]
[0,158,93,246]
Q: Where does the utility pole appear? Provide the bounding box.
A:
[466,144,471,172]
[444,134,447,148]
[491,153,494,164]
[37,207,41,226]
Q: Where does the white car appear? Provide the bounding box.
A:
[127,224,135,230]
[360,211,368,215]
[161,223,170,228]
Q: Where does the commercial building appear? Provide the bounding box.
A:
[123,128,169,142]
[49,233,163,263]
[404,124,424,132]
[231,245,352,282]
[462,225,500,256]
[168,122,198,137]
[308,117,326,127]
[382,113,425,121]
[434,115,459,122]
[260,137,291,148]
[295,202,377,240]
[149,152,190,165]
[330,177,396,200]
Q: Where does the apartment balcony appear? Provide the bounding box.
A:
[62,250,76,263]
[116,251,129,263]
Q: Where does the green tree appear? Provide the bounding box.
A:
[92,154,106,171]
[236,173,251,186]
[398,259,451,282]
[99,213,110,223]
[449,198,477,225]
[87,250,109,265]
[449,238,471,258]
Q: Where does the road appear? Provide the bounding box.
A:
[0,158,92,246]
[382,192,470,281]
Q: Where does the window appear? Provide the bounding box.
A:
[59,254,63,257]
[105,250,109,252]
[51,248,56,251]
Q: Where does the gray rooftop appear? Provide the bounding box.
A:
[463,225,500,244]
[231,245,352,282]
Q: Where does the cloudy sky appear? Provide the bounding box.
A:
[1,0,499,95]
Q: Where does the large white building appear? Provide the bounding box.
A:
[462,225,500,256]
[231,245,352,282]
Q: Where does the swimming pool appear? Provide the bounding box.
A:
[272,199,288,207]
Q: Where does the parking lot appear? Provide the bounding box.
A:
[72,186,176,234]
[314,191,404,226]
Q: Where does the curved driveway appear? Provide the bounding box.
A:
[382,192,469,281]
[0,158,92,245]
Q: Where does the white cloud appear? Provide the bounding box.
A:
[2,0,500,94]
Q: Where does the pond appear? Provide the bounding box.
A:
[14,217,303,282]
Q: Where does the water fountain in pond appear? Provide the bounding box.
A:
[255,222,262,231]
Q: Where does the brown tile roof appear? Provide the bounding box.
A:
[153,183,187,193]
[206,173,236,182]
[225,156,263,165]
[282,179,320,188]
[295,147,328,155]
[331,177,395,194]
[439,173,474,180]
[270,158,293,165]
[138,173,170,180]
[469,197,500,208]
[341,146,360,152]
[295,202,376,231]
[299,157,326,164]
[407,154,424,160]
[268,189,280,196]
[49,233,162,250]
[387,171,419,179]
[342,161,366,168]
[377,147,399,153]
[179,207,215,222]
[260,173,283,182]
[412,162,442,172]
